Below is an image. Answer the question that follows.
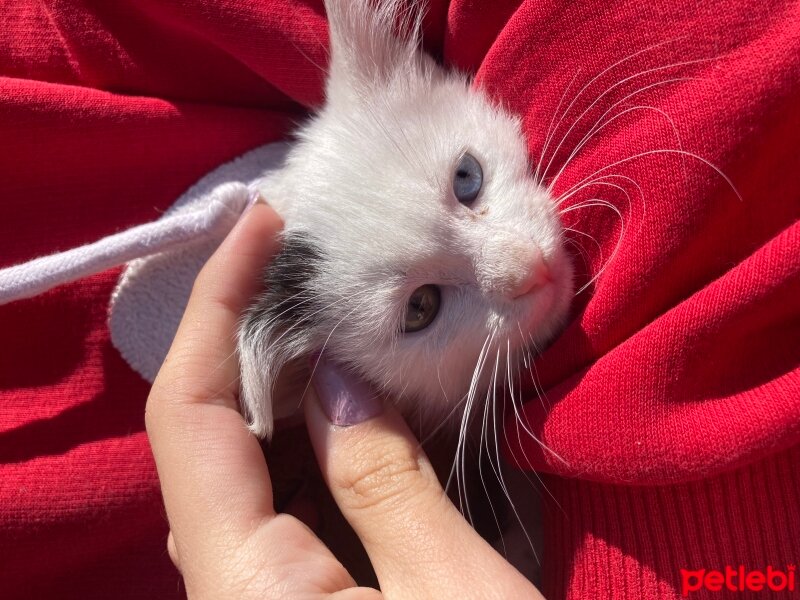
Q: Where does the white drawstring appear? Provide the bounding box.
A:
[0,182,253,305]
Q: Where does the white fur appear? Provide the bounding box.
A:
[239,0,573,438]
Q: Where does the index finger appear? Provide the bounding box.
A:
[145,199,283,562]
[304,359,544,599]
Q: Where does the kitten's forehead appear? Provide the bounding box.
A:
[283,72,556,283]
[318,74,528,181]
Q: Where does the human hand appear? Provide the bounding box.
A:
[145,199,544,599]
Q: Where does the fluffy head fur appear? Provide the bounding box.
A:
[238,0,573,438]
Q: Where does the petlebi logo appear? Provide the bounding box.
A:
[680,565,796,596]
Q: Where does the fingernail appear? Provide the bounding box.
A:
[227,193,267,237]
[247,191,268,210]
[310,356,383,426]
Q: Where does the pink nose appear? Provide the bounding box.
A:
[511,252,551,299]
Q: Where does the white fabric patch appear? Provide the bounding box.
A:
[109,142,290,383]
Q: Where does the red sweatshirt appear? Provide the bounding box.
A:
[0,1,798,598]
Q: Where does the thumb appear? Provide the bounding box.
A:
[303,356,542,600]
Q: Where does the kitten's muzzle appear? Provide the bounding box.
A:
[476,232,551,300]
[510,252,552,299]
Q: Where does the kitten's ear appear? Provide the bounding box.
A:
[237,316,312,439]
[237,233,322,439]
[324,0,427,103]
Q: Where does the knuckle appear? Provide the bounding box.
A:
[144,388,167,433]
[190,265,214,298]
[148,348,237,409]
[192,265,243,317]
[334,443,437,513]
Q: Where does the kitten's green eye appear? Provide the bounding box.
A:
[453,153,483,205]
[403,285,440,332]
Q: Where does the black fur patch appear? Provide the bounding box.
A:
[244,232,324,334]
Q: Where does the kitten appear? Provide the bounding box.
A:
[238,0,574,439]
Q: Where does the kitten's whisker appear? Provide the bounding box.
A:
[561,198,626,295]
[551,100,690,194]
[287,35,328,78]
[562,236,593,278]
[455,330,497,524]
[284,0,332,77]
[505,352,566,517]
[577,76,695,148]
[541,55,716,184]
[496,333,567,518]
[476,347,507,556]
[537,37,686,179]
[550,73,700,191]
[492,340,539,563]
[526,335,557,416]
[561,148,742,203]
[561,198,625,216]
[535,69,583,184]
[516,323,551,415]
[445,331,493,494]
[563,227,603,272]
[556,173,643,209]
[503,388,569,466]
[419,391,467,446]
[558,185,632,224]
[420,363,453,442]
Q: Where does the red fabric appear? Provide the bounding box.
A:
[0,1,797,599]
[540,446,800,599]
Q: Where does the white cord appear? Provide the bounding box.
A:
[0,182,251,305]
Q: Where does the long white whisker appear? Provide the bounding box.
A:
[489,339,539,562]
[501,350,570,466]
[550,101,689,194]
[445,332,493,484]
[509,334,566,517]
[560,198,626,216]
[562,198,626,295]
[559,148,743,202]
[476,346,507,555]
[541,56,716,183]
[445,331,494,506]
[548,74,700,191]
[538,37,688,178]
[456,331,499,524]
[562,235,594,278]
[556,173,644,209]
[534,69,583,183]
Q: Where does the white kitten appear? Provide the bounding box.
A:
[238,0,574,438]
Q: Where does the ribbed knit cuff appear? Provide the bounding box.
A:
[540,445,800,599]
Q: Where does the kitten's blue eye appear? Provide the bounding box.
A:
[453,153,483,205]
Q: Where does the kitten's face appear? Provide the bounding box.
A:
[239,0,573,437]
